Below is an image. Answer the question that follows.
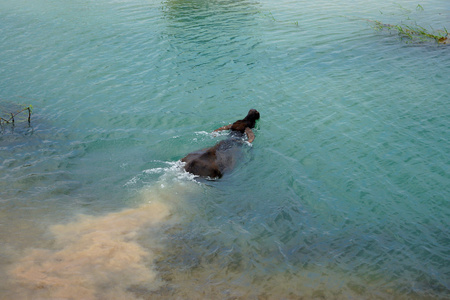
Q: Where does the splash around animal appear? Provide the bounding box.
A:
[181,109,260,179]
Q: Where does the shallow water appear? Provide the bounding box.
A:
[0,0,449,299]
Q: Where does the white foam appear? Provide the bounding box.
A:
[125,160,199,188]
[195,130,211,136]
[195,130,229,138]
[143,167,166,174]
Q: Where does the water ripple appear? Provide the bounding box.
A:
[0,0,449,298]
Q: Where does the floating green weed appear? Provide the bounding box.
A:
[258,10,299,27]
[370,4,448,44]
[372,20,448,44]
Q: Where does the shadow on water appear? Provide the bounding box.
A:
[152,0,267,119]
[160,0,261,65]
[162,0,260,23]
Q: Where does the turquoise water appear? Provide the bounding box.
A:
[1,0,449,298]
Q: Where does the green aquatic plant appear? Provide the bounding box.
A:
[0,104,33,125]
[370,4,448,44]
[372,20,448,44]
[258,10,299,27]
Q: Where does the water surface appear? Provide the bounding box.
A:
[0,0,449,299]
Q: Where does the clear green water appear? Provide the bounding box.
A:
[0,0,449,299]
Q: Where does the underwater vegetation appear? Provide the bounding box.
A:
[262,3,447,44]
[259,11,299,27]
[371,20,448,44]
[369,4,448,44]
